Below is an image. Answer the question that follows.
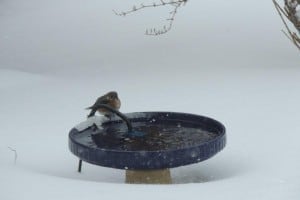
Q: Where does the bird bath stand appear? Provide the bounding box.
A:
[69,107,226,184]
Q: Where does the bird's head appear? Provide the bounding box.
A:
[106,91,119,100]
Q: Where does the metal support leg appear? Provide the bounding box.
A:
[78,159,82,173]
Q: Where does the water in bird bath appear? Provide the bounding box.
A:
[91,121,218,151]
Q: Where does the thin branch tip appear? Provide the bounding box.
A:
[114,0,188,36]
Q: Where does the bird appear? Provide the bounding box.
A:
[86,91,121,118]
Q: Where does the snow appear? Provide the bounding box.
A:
[296,9,300,21]
[74,112,149,131]
[1,0,300,200]
[74,116,106,132]
[287,0,298,9]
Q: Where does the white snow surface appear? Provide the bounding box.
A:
[1,1,300,200]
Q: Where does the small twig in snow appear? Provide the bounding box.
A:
[8,147,18,165]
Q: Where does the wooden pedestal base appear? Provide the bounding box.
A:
[125,169,171,184]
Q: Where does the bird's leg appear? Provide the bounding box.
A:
[78,159,83,173]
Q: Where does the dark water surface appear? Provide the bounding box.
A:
[91,121,218,151]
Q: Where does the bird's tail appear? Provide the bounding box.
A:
[85,106,93,110]
[87,109,96,118]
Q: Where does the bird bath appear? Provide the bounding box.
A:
[69,111,226,184]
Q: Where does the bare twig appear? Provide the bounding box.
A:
[113,0,188,36]
[273,0,300,50]
[8,147,17,165]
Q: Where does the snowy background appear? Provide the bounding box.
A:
[1,0,300,199]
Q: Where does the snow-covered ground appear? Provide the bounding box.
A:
[1,1,300,200]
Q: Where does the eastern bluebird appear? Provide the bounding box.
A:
[86,91,121,118]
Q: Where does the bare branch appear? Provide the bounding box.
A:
[273,0,300,50]
[113,0,188,36]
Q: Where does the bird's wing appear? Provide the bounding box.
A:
[86,96,110,110]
